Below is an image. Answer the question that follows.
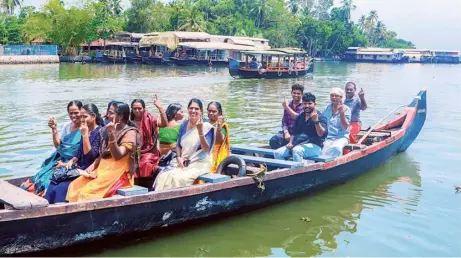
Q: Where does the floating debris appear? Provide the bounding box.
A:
[198,248,209,253]
[301,217,311,222]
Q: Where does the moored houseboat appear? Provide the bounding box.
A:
[170,41,260,66]
[139,32,211,65]
[228,48,313,79]
[344,47,408,63]
[402,49,432,63]
[114,32,144,64]
[427,50,460,64]
[99,42,139,64]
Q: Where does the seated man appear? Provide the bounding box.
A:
[322,88,351,157]
[274,92,328,162]
[249,57,259,69]
[344,82,367,144]
[269,83,304,149]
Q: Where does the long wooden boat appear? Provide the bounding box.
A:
[0,89,427,255]
[228,48,314,79]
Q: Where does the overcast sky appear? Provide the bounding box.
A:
[23,0,461,50]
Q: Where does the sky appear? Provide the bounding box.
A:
[22,0,461,50]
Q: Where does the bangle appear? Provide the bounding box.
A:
[108,139,116,144]
[198,134,204,137]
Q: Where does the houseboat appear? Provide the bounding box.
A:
[344,47,408,63]
[428,50,460,64]
[170,39,265,66]
[402,49,432,63]
[228,48,314,79]
[99,42,139,64]
[138,32,210,65]
[210,35,271,50]
[113,32,144,64]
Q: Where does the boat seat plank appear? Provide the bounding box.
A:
[197,174,231,183]
[231,145,275,156]
[232,154,303,168]
[116,185,148,196]
[0,180,49,210]
[231,145,335,163]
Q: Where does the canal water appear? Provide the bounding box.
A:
[0,62,460,256]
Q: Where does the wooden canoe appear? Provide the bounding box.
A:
[0,89,427,255]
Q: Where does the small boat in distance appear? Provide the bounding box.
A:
[228,48,314,79]
[0,89,427,255]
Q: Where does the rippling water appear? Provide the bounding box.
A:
[0,63,460,256]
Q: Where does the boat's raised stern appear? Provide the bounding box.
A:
[228,57,241,78]
[399,89,427,152]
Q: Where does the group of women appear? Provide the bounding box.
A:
[20,96,230,204]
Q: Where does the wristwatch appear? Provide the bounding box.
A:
[313,120,320,124]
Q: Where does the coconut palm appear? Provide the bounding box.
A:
[358,14,367,31]
[178,4,207,32]
[340,0,356,23]
[367,9,378,28]
[1,0,22,15]
[250,0,270,28]
[373,20,387,45]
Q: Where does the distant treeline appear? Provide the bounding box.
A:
[0,0,415,56]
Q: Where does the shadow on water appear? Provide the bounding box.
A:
[23,153,421,257]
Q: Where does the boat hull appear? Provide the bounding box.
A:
[0,90,427,255]
[170,57,227,66]
[126,56,143,64]
[142,56,166,65]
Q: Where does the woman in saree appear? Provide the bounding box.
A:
[158,103,184,155]
[154,98,215,191]
[66,102,141,202]
[20,100,83,196]
[44,104,104,204]
[130,96,167,187]
[206,101,230,173]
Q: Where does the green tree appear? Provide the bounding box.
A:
[124,0,154,33]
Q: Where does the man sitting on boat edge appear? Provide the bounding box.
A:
[269,84,304,150]
[322,88,351,157]
[344,82,367,144]
[274,92,328,162]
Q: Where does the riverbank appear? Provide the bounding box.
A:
[0,55,59,64]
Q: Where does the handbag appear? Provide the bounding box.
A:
[51,164,81,183]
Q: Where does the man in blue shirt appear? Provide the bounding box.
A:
[322,88,351,157]
[274,92,328,162]
[344,82,367,143]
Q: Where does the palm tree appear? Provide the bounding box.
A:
[367,9,378,28]
[250,0,269,29]
[109,0,122,16]
[340,0,356,23]
[178,4,207,32]
[1,0,22,15]
[373,20,387,45]
[358,14,366,31]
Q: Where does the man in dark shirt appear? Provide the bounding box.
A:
[269,83,304,149]
[274,92,328,162]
